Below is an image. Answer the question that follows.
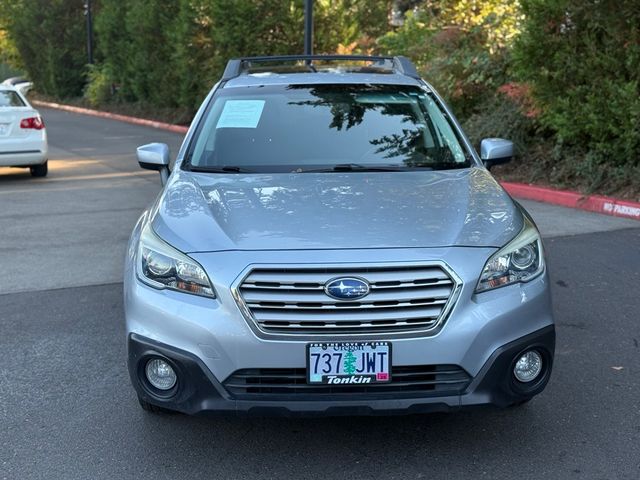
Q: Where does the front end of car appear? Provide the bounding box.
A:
[124,211,554,416]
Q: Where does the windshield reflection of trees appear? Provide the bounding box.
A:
[286,85,456,167]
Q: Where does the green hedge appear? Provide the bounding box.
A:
[514,0,640,169]
[0,0,86,97]
[90,0,388,112]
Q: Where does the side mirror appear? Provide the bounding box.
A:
[137,143,170,185]
[480,138,514,170]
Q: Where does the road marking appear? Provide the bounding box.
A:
[0,169,157,193]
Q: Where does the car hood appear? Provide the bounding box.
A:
[151,167,522,253]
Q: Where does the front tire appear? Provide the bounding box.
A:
[30,161,48,177]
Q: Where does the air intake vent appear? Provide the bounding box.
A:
[224,365,471,399]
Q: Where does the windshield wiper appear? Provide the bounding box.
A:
[295,163,432,173]
[188,165,255,174]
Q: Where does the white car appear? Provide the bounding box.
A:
[0,86,48,177]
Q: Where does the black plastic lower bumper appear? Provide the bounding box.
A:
[127,326,555,417]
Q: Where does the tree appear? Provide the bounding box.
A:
[0,2,22,76]
[1,0,87,97]
[314,0,391,53]
[514,0,640,170]
[343,350,357,375]
[378,0,521,118]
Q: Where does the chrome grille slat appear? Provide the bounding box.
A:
[237,264,459,335]
[243,268,449,285]
[262,318,437,328]
[253,305,442,322]
[246,299,448,310]
[240,278,454,291]
[242,285,452,304]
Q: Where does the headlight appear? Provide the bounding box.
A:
[136,223,215,298]
[476,216,544,293]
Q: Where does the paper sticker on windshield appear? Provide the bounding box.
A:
[216,100,265,129]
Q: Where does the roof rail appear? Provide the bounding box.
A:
[221,55,421,81]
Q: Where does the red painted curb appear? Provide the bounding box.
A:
[502,182,640,221]
[32,100,189,134]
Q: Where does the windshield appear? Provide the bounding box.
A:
[186,84,471,172]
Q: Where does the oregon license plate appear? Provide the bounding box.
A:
[307,342,391,385]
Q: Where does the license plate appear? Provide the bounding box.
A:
[0,124,7,135]
[307,342,391,384]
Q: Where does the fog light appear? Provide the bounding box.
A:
[145,358,177,390]
[513,350,543,383]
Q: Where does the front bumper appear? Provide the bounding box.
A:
[128,326,555,416]
[125,239,555,416]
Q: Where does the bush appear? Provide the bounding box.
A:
[0,0,87,97]
[377,1,520,119]
[314,0,390,54]
[463,84,538,153]
[93,0,307,111]
[0,16,22,76]
[514,0,640,171]
[84,64,113,107]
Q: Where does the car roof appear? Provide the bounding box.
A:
[2,77,28,86]
[223,71,424,89]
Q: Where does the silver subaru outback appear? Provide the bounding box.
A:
[125,55,555,416]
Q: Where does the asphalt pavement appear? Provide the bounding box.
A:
[0,108,639,479]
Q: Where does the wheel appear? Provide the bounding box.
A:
[30,161,48,177]
[137,395,174,414]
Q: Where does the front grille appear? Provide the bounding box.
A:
[224,365,471,399]
[236,265,459,335]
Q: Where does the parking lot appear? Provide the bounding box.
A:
[1,108,639,479]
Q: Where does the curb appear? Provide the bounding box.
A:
[33,99,639,221]
[502,182,640,221]
[32,100,189,134]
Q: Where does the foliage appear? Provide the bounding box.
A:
[0,13,22,75]
[443,0,523,53]
[84,64,113,107]
[90,0,391,111]
[93,0,306,112]
[377,1,520,118]
[206,0,304,79]
[463,85,538,153]
[314,0,390,54]
[0,0,87,97]
[514,0,640,173]
[95,0,182,107]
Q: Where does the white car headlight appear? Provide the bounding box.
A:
[476,216,544,293]
[136,223,215,298]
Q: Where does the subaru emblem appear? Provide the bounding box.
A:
[324,277,370,300]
